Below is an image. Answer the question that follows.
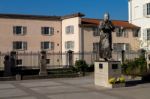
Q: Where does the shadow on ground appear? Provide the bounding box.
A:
[126,79,150,87]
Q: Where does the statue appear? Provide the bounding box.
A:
[99,13,115,61]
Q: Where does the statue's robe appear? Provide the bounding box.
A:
[99,20,115,60]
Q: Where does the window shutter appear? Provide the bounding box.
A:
[143,4,147,17]
[50,27,54,35]
[13,42,16,50]
[13,26,16,34]
[23,42,27,50]
[23,27,27,35]
[41,27,44,34]
[71,26,74,33]
[126,44,130,51]
[51,42,54,50]
[143,29,147,40]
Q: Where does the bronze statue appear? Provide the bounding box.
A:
[99,13,115,61]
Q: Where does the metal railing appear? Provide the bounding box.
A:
[0,51,141,70]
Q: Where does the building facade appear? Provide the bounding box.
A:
[128,0,150,50]
[0,14,62,53]
[0,13,140,69]
[80,18,140,62]
[0,14,62,68]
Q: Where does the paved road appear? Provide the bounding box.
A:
[0,76,150,99]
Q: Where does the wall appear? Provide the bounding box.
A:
[129,0,150,50]
[0,18,62,53]
[62,17,81,65]
[0,18,62,68]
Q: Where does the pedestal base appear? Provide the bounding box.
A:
[39,71,48,76]
[94,61,122,88]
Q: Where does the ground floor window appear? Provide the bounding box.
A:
[13,41,27,50]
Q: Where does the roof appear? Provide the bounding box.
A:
[0,13,61,21]
[81,18,140,29]
[0,13,85,21]
[61,12,85,19]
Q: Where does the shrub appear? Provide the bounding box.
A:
[109,77,116,84]
[75,60,88,76]
[119,76,125,83]
[88,64,94,72]
[122,54,147,76]
[109,77,125,84]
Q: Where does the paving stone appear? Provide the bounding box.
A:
[0,89,28,98]
[20,81,61,88]
[48,92,120,99]
[31,85,89,94]
[0,84,15,89]
[10,96,37,99]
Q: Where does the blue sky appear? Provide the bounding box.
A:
[0,0,128,20]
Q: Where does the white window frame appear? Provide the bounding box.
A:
[65,41,74,50]
[13,41,27,50]
[41,27,54,36]
[143,3,150,17]
[66,25,74,34]
[41,42,54,50]
[13,26,27,35]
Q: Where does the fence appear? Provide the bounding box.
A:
[0,51,141,70]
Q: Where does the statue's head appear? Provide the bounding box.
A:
[104,13,110,22]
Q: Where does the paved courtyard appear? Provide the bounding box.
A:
[0,76,150,99]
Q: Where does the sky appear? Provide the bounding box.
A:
[0,0,128,20]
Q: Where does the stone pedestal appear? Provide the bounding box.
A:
[39,51,48,76]
[94,61,122,88]
[16,74,22,81]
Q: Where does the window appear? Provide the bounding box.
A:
[113,43,130,51]
[133,29,139,37]
[41,27,54,35]
[93,27,99,36]
[123,29,128,38]
[66,25,74,34]
[93,42,99,52]
[116,27,123,37]
[143,3,150,17]
[143,28,150,40]
[99,64,103,69]
[41,42,54,50]
[147,29,150,40]
[13,26,27,35]
[65,41,74,50]
[116,27,128,37]
[112,64,118,69]
[13,41,27,50]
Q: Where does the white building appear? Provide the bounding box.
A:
[128,0,150,50]
[61,13,84,65]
